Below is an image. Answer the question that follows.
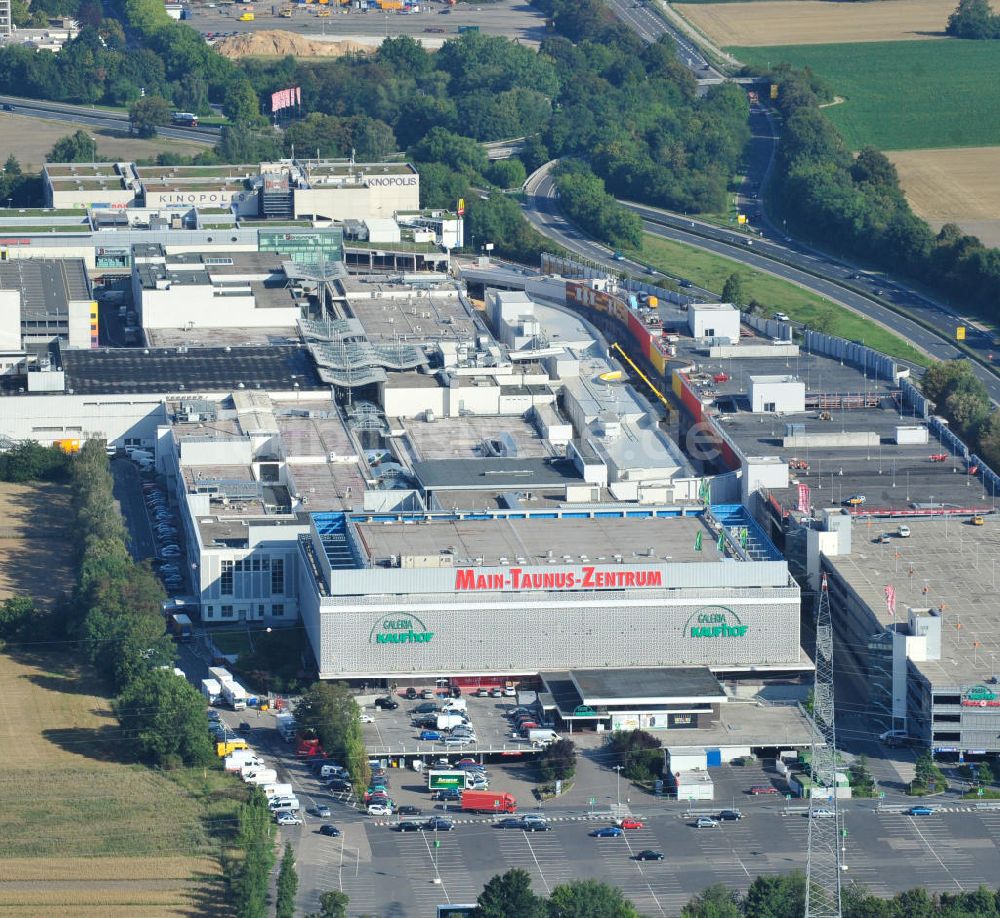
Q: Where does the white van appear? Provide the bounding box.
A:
[320,764,348,779]
[268,796,299,812]
[441,698,467,713]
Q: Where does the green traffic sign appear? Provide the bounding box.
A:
[434,840,441,848]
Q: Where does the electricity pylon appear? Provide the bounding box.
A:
[805,573,842,918]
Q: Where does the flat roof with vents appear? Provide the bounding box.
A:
[59,344,325,395]
[0,259,90,317]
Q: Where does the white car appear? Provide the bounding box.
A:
[367,803,393,816]
[276,812,303,826]
[811,809,835,819]
[359,713,374,724]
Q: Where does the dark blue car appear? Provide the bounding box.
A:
[420,730,442,741]
[590,826,624,838]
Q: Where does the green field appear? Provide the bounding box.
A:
[734,40,1000,151]
[629,233,931,366]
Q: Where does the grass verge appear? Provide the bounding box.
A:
[627,233,930,366]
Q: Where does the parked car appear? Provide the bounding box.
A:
[590,826,624,838]
[276,812,303,826]
[444,736,471,746]
[423,817,455,831]
[634,850,665,861]
[476,688,490,697]
[433,788,461,802]
[359,713,374,724]
[311,804,332,818]
[503,685,516,696]
[404,687,417,699]
[412,702,438,714]
[695,817,719,828]
[421,689,435,699]
[319,824,341,837]
[420,730,442,741]
[375,696,399,710]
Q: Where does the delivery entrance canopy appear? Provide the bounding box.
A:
[540,667,726,721]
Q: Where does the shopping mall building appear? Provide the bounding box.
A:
[297,505,805,681]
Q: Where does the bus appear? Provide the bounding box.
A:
[171,112,199,127]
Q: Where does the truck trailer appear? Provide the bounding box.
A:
[221,680,248,711]
[208,666,234,685]
[261,782,294,799]
[275,712,296,742]
[201,678,222,705]
[461,790,516,814]
[169,612,193,642]
[427,769,471,791]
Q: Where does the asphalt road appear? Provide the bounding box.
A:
[190,0,546,44]
[0,94,218,144]
[603,0,718,76]
[111,457,157,562]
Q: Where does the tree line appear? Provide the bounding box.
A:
[947,0,1000,38]
[766,65,1000,320]
[919,360,1000,474]
[473,868,1000,918]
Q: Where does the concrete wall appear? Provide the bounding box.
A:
[0,290,20,350]
[689,305,740,344]
[145,188,258,216]
[305,587,802,678]
[750,377,805,414]
[0,394,166,445]
[294,180,419,220]
[138,283,299,329]
[782,432,879,449]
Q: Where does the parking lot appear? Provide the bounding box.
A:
[359,691,543,757]
[204,706,1000,915]
[293,803,1000,915]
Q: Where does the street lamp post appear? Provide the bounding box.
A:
[613,764,624,809]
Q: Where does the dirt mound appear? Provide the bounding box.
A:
[214,29,370,58]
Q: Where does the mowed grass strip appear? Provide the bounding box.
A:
[630,233,930,365]
[734,41,1000,151]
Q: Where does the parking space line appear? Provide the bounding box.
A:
[522,832,552,894]
[619,832,667,917]
[907,818,965,892]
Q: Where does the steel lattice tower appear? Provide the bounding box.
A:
[805,574,842,918]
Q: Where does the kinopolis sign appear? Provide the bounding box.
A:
[685,606,749,639]
[962,685,1000,707]
[369,614,434,646]
[454,567,663,592]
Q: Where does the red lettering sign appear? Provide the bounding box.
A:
[961,699,1000,707]
[454,567,663,592]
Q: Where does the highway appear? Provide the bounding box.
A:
[587,0,1000,401]
[0,94,219,145]
[522,160,1000,403]
[603,0,718,76]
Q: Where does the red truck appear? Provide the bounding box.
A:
[296,736,326,758]
[461,790,517,814]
